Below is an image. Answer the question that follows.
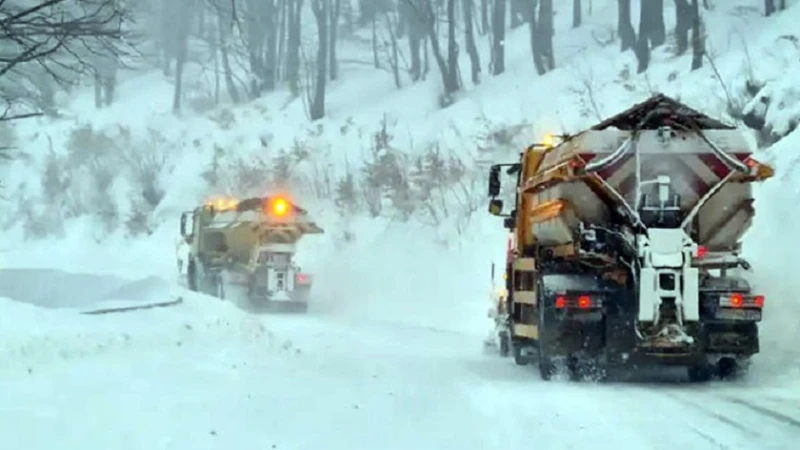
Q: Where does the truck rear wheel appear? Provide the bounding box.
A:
[513,345,529,366]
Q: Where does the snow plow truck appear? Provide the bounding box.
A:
[180,195,323,312]
[487,94,774,381]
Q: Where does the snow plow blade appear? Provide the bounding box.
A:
[81,297,184,315]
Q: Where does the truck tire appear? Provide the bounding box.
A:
[688,363,713,382]
[513,345,529,366]
[499,331,510,357]
[716,357,742,380]
[539,353,555,381]
[187,259,198,292]
[214,275,225,299]
[537,304,556,380]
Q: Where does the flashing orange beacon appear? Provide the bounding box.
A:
[271,197,290,217]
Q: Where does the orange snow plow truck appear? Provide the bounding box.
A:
[487,94,774,381]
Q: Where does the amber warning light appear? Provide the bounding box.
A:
[270,197,290,216]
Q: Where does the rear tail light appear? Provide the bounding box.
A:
[695,245,707,258]
[720,292,763,308]
[296,273,310,284]
[554,294,600,309]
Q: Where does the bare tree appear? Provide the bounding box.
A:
[529,0,554,75]
[401,0,424,81]
[490,0,506,75]
[0,0,127,121]
[674,0,691,55]
[690,0,704,70]
[634,0,652,72]
[329,0,342,81]
[241,0,280,96]
[286,0,304,96]
[617,0,636,51]
[405,0,460,104]
[464,0,481,84]
[639,0,665,49]
[309,0,330,120]
[381,11,402,88]
[765,0,775,15]
[573,0,582,28]
[480,0,489,35]
[172,0,194,114]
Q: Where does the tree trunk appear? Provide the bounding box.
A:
[491,0,506,75]
[403,0,423,81]
[287,0,304,96]
[265,0,279,91]
[480,0,489,35]
[618,0,636,51]
[573,0,582,28]
[384,12,402,88]
[445,0,460,92]
[690,0,703,70]
[651,0,665,47]
[173,0,192,114]
[538,0,554,72]
[372,16,380,68]
[529,0,545,74]
[765,0,775,16]
[635,0,650,72]
[310,0,329,120]
[276,0,286,81]
[639,0,665,48]
[464,0,481,84]
[329,0,341,81]
[674,0,690,55]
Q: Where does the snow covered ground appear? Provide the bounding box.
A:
[2,0,800,448]
[2,270,800,450]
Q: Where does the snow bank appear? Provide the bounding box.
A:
[742,127,800,382]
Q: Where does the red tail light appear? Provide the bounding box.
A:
[696,245,707,258]
[754,295,765,307]
[296,273,310,284]
[729,293,744,308]
[577,295,591,309]
[555,296,566,309]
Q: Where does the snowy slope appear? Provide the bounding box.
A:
[2,1,800,448]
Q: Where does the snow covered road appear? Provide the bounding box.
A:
[2,271,799,450]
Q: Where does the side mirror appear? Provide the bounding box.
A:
[488,199,504,216]
[488,166,501,197]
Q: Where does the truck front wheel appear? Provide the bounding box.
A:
[187,259,198,292]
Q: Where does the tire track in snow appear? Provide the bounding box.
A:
[661,392,763,438]
[720,396,800,429]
